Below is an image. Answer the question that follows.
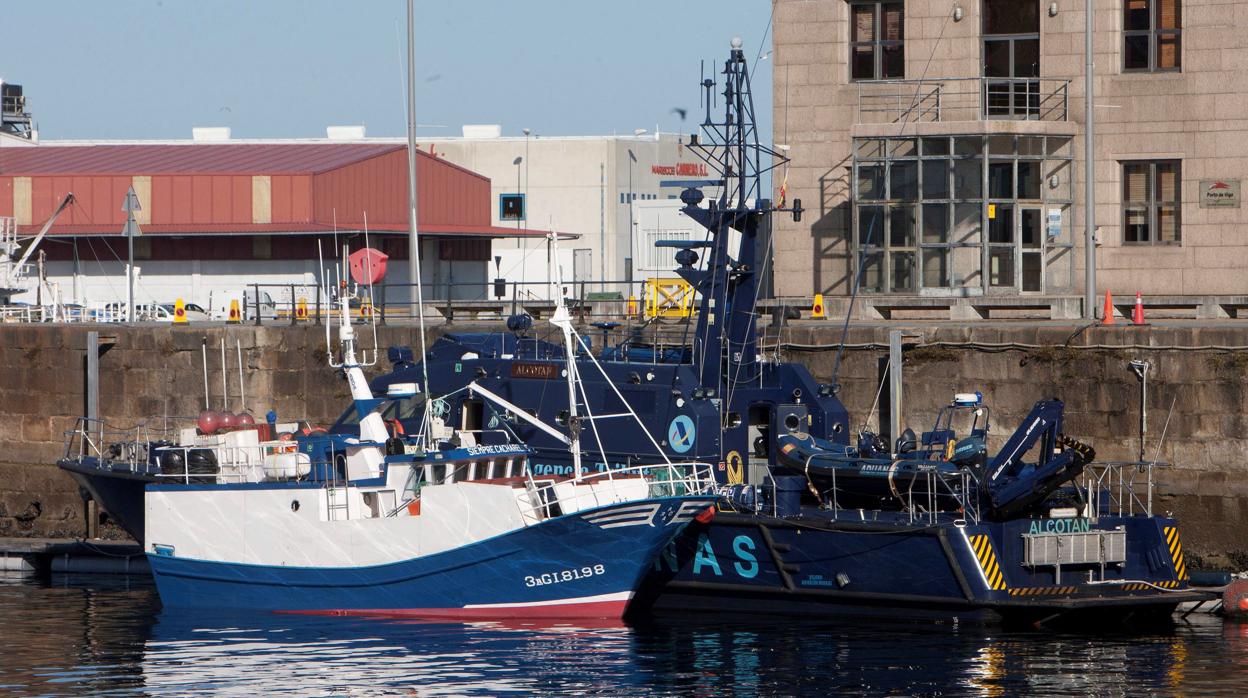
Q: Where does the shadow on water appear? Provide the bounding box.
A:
[4,574,1248,696]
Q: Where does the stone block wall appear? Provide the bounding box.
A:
[2,321,1246,566]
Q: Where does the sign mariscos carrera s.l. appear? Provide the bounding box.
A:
[651,163,709,177]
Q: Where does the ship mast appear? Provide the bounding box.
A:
[405,0,434,440]
[673,38,795,396]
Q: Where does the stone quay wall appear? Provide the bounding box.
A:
[2,321,1246,567]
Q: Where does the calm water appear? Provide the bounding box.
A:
[3,575,1248,696]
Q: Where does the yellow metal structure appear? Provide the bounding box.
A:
[644,278,696,319]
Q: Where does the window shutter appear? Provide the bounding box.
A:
[883,4,904,41]
[1158,0,1180,29]
[853,5,875,42]
[1123,164,1149,203]
[1156,163,1178,202]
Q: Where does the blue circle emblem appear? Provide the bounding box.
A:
[668,415,696,454]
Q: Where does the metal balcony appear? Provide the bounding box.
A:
[855,77,1070,124]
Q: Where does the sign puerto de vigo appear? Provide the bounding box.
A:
[1199,179,1240,208]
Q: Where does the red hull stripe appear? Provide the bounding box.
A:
[278,599,629,620]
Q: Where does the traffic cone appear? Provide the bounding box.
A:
[811,293,826,319]
[227,299,242,324]
[295,297,308,322]
[1132,292,1145,325]
[1101,290,1114,325]
[173,298,188,324]
[627,295,638,318]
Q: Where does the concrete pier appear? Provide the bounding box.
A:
[2,319,1248,567]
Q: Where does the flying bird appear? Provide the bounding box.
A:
[671,107,687,121]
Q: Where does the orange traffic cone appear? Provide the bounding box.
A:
[1101,291,1115,325]
[1132,292,1145,325]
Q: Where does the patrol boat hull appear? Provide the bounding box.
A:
[634,511,1204,628]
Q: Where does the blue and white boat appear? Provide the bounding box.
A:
[140,247,717,618]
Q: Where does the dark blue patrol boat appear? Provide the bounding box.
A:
[61,39,1206,628]
[361,39,1205,627]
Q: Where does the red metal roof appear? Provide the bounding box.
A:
[0,142,551,239]
[0,143,418,176]
[37,223,559,238]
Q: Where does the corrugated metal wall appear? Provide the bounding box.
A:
[0,145,492,232]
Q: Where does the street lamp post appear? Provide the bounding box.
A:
[1084,0,1097,319]
[627,148,636,289]
[513,156,523,237]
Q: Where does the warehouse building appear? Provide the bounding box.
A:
[0,132,549,312]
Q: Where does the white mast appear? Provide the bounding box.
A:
[405,0,434,440]
[547,230,583,481]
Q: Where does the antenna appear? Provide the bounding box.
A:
[237,339,245,414]
[357,213,379,367]
[219,337,227,411]
[201,339,210,411]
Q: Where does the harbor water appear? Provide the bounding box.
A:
[3,575,1248,696]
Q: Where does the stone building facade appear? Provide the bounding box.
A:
[772,0,1248,311]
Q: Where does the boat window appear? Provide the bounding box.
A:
[330,404,361,432]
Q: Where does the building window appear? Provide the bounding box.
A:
[1124,0,1181,72]
[500,193,525,221]
[252,235,272,260]
[1122,161,1181,244]
[852,135,1075,294]
[850,1,904,81]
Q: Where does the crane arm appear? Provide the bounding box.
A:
[13,193,75,271]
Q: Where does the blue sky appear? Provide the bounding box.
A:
[5,1,772,142]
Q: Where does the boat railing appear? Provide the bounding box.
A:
[63,417,160,472]
[822,461,980,525]
[1082,460,1167,520]
[523,461,716,518]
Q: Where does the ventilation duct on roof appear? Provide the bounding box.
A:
[461,124,502,139]
[192,127,231,142]
[327,125,366,140]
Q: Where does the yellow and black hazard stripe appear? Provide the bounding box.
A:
[1007,580,1182,596]
[1008,586,1076,596]
[969,534,1007,591]
[1164,526,1188,580]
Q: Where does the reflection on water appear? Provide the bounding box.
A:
[3,573,1248,695]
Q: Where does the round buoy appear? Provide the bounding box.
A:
[1222,579,1248,617]
[236,412,255,426]
[197,410,220,435]
[219,411,237,429]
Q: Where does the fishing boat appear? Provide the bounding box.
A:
[134,253,716,617]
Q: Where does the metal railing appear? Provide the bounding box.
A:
[1083,460,1165,520]
[855,77,1070,124]
[521,461,717,518]
[63,417,164,473]
[821,462,979,525]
